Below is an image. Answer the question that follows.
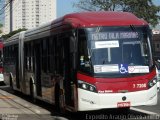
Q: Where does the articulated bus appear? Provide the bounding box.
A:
[3,11,158,112]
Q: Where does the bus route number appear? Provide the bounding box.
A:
[133,83,146,88]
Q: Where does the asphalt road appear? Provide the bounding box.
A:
[134,91,160,115]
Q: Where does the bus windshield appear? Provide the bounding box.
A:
[78,26,153,77]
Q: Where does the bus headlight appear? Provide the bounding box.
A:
[78,80,97,93]
[148,77,157,88]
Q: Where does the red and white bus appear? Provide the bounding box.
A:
[3,11,158,112]
[0,40,4,83]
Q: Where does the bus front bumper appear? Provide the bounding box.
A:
[77,86,157,111]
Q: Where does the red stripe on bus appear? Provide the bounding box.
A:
[0,43,3,48]
[0,68,3,73]
[77,69,156,93]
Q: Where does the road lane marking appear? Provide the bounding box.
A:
[131,107,159,115]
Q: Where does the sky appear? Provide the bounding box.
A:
[57,0,160,29]
[57,0,79,17]
[0,0,160,27]
[57,0,160,17]
[0,0,160,20]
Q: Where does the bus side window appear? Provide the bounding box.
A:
[48,37,56,73]
[41,38,49,73]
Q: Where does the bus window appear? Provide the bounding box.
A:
[78,29,92,74]
[122,42,145,65]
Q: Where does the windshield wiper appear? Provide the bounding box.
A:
[130,25,136,31]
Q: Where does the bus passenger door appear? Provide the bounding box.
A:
[63,35,76,108]
[34,42,42,96]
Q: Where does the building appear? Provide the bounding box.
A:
[4,0,56,34]
[0,0,4,24]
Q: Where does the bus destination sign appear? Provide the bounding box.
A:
[90,32,139,41]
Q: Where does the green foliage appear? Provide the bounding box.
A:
[74,0,160,27]
[0,23,2,34]
[2,28,27,40]
[0,23,2,28]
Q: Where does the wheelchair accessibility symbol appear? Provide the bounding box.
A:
[119,64,128,74]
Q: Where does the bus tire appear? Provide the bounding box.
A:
[30,80,36,103]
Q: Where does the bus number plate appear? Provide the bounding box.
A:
[117,102,131,108]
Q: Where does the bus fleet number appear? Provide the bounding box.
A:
[133,83,146,88]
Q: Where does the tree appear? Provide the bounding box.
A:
[74,0,160,27]
[0,23,2,34]
[2,28,27,40]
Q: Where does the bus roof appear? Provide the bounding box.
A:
[56,11,148,28]
[4,11,149,44]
